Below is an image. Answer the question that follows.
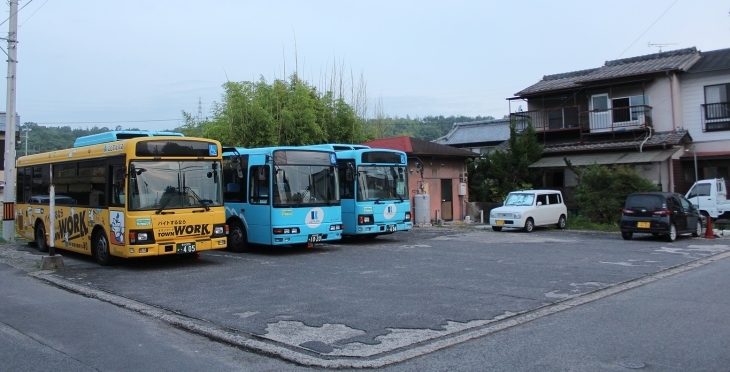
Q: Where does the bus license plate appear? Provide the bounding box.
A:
[637,221,650,228]
[387,224,397,232]
[176,242,196,254]
[308,234,322,243]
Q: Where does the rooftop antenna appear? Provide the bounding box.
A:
[648,42,677,53]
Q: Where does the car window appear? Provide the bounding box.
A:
[686,183,710,199]
[668,196,682,212]
[625,194,664,210]
[536,194,547,205]
[505,193,534,206]
[547,193,561,205]
[679,196,692,211]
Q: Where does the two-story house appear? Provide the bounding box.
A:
[509,47,726,203]
[678,47,730,193]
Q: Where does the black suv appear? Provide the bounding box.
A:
[620,192,702,242]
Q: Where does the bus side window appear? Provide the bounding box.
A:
[111,165,126,206]
[249,165,269,204]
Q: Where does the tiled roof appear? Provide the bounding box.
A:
[434,118,511,146]
[541,130,692,153]
[363,136,477,158]
[687,48,730,73]
[515,47,701,96]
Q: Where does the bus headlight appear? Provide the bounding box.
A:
[405,212,412,222]
[358,214,374,225]
[212,223,227,238]
[130,230,154,244]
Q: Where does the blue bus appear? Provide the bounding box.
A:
[222,146,344,252]
[309,144,412,238]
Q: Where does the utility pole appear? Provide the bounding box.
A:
[3,0,18,241]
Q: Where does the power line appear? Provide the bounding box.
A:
[617,0,680,58]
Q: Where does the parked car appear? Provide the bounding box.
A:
[620,192,702,242]
[489,190,567,232]
[684,178,730,219]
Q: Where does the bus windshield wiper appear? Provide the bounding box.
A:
[184,187,211,211]
[155,192,176,214]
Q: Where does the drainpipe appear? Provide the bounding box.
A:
[666,70,676,131]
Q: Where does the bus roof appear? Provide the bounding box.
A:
[309,144,371,151]
[222,146,337,156]
[18,136,220,167]
[73,130,184,147]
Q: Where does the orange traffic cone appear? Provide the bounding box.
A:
[705,216,715,239]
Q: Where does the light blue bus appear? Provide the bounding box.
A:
[222,146,344,252]
[308,144,412,238]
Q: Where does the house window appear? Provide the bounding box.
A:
[612,95,648,123]
[704,84,730,120]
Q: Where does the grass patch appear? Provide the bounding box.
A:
[567,214,619,231]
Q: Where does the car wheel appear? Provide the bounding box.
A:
[621,231,633,240]
[228,220,250,253]
[666,223,677,242]
[692,220,702,237]
[93,230,114,266]
[523,218,534,233]
[35,222,49,253]
[492,226,502,232]
[556,215,567,229]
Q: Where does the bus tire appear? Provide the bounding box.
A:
[35,221,49,253]
[229,220,250,253]
[93,230,114,266]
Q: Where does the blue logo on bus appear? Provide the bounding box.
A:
[329,153,337,165]
[305,207,324,228]
[384,204,396,220]
[209,144,218,156]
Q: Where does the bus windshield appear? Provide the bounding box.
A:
[128,160,223,211]
[273,164,339,207]
[356,165,408,202]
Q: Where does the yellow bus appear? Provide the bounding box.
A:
[15,131,228,265]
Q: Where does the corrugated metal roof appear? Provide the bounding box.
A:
[541,130,691,153]
[434,119,511,146]
[516,47,701,96]
[529,149,680,168]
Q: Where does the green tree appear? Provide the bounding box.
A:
[570,163,659,224]
[183,74,371,147]
[467,120,543,202]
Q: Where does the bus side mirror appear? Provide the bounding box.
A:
[346,162,354,181]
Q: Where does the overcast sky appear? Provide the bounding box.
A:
[3,0,729,131]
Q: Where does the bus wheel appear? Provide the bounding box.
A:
[35,222,49,253]
[229,221,250,253]
[93,230,114,266]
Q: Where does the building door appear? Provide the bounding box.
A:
[589,94,612,132]
[440,179,453,221]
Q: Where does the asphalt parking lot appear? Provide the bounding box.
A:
[2,226,729,368]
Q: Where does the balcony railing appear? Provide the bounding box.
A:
[510,105,652,133]
[701,102,730,132]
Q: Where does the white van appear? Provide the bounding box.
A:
[489,190,567,232]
